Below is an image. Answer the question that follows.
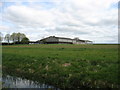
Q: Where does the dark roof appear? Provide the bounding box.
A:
[78,40,86,42]
[40,36,92,42]
[40,37,50,41]
[40,36,73,41]
[54,36,73,40]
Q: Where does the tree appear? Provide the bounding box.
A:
[10,32,26,44]
[4,34,11,44]
[21,37,29,44]
[74,37,79,40]
[0,32,3,43]
[16,33,26,43]
[16,33,25,43]
[10,33,17,44]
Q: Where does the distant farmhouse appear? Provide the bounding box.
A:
[34,36,92,44]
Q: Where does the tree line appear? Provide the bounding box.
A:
[0,32,29,44]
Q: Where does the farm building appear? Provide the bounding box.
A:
[38,36,92,44]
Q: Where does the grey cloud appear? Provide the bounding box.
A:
[0,0,118,43]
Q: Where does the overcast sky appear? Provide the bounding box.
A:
[0,0,118,43]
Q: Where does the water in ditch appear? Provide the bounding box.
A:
[2,75,59,89]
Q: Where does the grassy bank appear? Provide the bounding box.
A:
[2,44,119,88]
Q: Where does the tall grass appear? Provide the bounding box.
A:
[2,44,119,88]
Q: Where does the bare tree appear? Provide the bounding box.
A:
[5,34,11,44]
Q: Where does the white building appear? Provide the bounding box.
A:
[38,36,92,44]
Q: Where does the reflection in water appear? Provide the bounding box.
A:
[2,75,57,88]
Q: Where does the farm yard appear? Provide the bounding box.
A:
[2,44,119,89]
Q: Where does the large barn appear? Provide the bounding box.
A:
[38,36,92,44]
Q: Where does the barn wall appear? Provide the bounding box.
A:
[72,40,77,44]
[58,39,73,43]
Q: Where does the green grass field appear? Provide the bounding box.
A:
[2,44,119,88]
